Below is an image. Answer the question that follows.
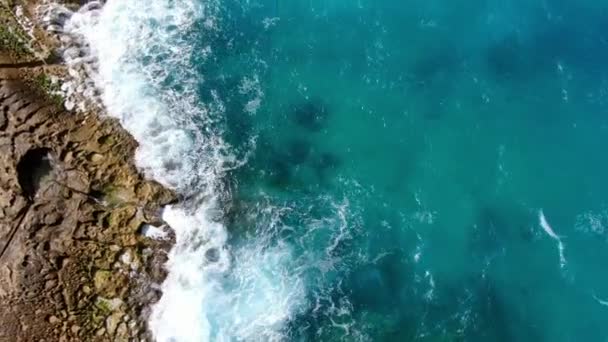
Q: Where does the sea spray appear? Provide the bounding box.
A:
[39,1,104,112]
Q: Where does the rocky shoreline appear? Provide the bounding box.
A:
[0,1,176,341]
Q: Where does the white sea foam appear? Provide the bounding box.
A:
[575,210,607,238]
[592,294,608,308]
[140,224,169,240]
[64,1,306,341]
[239,75,264,115]
[538,210,567,269]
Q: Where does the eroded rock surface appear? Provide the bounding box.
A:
[0,71,176,341]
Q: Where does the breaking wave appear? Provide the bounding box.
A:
[65,1,318,341]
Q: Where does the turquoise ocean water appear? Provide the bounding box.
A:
[83,0,608,340]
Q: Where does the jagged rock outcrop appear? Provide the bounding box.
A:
[0,70,176,341]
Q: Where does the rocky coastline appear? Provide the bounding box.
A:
[0,1,176,340]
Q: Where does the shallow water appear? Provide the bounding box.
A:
[82,0,608,341]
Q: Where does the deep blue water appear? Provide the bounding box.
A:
[88,0,608,340]
[175,1,608,340]
[202,0,608,340]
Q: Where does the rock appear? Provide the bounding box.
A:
[43,212,62,225]
[44,279,57,290]
[0,9,176,341]
[95,327,106,337]
[93,270,128,298]
[93,270,112,293]
[82,285,91,294]
[87,152,104,164]
[95,297,124,312]
[0,108,6,130]
[62,151,73,164]
[105,312,123,335]
[128,319,137,334]
[62,169,89,193]
[115,322,128,339]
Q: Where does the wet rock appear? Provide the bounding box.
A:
[205,247,220,263]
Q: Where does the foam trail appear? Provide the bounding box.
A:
[66,1,306,341]
[592,294,608,307]
[538,210,566,269]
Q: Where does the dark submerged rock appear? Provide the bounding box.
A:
[485,34,531,80]
[286,139,312,165]
[292,98,329,132]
